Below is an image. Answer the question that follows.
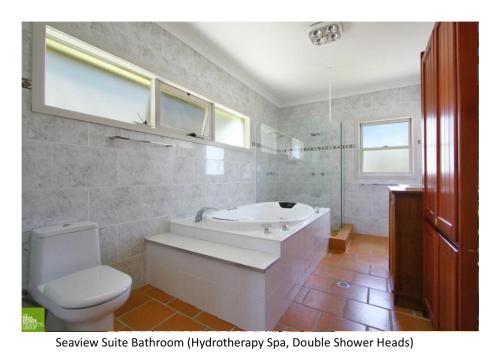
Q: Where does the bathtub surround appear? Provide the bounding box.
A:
[22,22,278,289]
[146,209,331,330]
[257,85,422,236]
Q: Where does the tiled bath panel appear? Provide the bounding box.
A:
[257,85,422,236]
[21,22,277,289]
[114,235,432,331]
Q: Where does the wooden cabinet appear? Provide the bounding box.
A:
[388,187,423,311]
[438,234,458,330]
[421,31,438,224]
[420,22,478,331]
[436,22,458,243]
[423,220,458,330]
[422,222,439,328]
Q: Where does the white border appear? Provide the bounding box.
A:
[355,116,420,184]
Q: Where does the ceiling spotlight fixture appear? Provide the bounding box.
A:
[308,22,343,45]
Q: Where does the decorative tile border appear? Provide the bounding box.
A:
[253,141,356,153]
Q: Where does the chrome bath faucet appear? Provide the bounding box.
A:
[194,207,217,222]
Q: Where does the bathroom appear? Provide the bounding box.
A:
[20,21,478,333]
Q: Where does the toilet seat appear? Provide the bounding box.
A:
[41,265,131,309]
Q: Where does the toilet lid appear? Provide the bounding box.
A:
[42,266,132,309]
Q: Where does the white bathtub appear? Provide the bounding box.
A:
[146,203,330,330]
[204,202,315,232]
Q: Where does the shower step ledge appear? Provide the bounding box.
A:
[146,233,280,272]
[330,224,353,253]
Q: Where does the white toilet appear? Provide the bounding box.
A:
[28,222,132,331]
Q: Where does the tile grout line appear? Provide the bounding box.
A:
[151,295,234,331]
[116,298,154,321]
[148,310,178,331]
[127,288,214,331]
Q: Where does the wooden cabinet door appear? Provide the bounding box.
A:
[421,32,439,224]
[423,221,439,328]
[438,233,458,330]
[436,22,458,243]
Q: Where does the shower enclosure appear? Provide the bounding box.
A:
[255,114,346,231]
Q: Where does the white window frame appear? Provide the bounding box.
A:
[31,23,252,152]
[156,80,213,138]
[214,104,251,149]
[356,116,417,182]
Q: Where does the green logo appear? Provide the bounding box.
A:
[22,307,45,332]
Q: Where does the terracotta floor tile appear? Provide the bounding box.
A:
[138,284,155,292]
[115,289,150,316]
[343,300,391,331]
[314,312,366,331]
[315,264,356,282]
[305,274,333,292]
[169,298,201,317]
[370,265,389,278]
[144,287,174,303]
[352,242,386,256]
[329,281,369,302]
[352,273,387,291]
[121,300,174,330]
[320,256,339,267]
[294,286,309,304]
[154,313,205,331]
[355,253,389,267]
[196,312,234,331]
[279,303,321,331]
[273,323,288,331]
[113,319,127,331]
[391,311,433,331]
[368,288,393,309]
[303,289,346,316]
[338,259,371,274]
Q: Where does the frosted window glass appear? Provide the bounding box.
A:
[363,149,410,173]
[362,121,409,148]
[214,108,246,148]
[159,90,209,136]
[45,48,151,124]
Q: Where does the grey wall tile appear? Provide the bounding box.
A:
[117,218,166,259]
[53,144,118,188]
[141,186,176,218]
[89,187,145,226]
[98,225,119,265]
[22,189,88,231]
[22,140,52,190]
[23,93,89,145]
[118,148,174,186]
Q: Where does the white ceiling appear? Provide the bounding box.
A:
[158,22,434,107]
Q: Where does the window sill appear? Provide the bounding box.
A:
[354,175,421,185]
[31,101,253,154]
